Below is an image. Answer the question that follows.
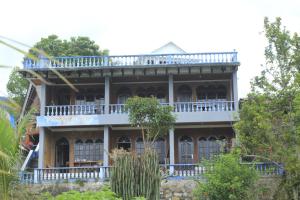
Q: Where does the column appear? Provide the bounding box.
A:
[105,76,110,114]
[103,126,110,166]
[168,75,175,174]
[38,83,46,168]
[232,70,238,111]
[169,128,175,174]
[168,74,174,105]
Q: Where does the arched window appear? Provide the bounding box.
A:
[154,138,166,164]
[117,87,132,104]
[117,136,131,151]
[85,139,94,161]
[177,85,192,102]
[74,139,84,162]
[198,137,209,161]
[179,136,194,164]
[136,137,144,155]
[95,139,104,161]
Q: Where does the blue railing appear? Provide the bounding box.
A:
[23,52,238,69]
[20,162,282,184]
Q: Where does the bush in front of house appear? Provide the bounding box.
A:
[37,187,121,200]
[193,153,258,200]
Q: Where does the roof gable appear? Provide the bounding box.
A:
[151,42,186,54]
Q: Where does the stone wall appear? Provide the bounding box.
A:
[20,177,281,200]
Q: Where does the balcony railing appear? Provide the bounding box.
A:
[45,104,105,116]
[174,101,234,112]
[23,52,238,69]
[44,101,235,116]
[20,163,283,184]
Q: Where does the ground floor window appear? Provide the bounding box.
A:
[74,139,103,162]
[198,136,227,161]
[117,136,131,151]
[135,137,167,164]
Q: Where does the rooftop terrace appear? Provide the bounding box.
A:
[23,52,239,70]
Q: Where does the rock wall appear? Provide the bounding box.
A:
[20,177,281,200]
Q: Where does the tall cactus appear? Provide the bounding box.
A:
[110,148,161,200]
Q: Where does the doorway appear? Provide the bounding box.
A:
[179,136,194,164]
[55,137,69,167]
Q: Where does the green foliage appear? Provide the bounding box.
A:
[28,34,109,57]
[110,149,160,200]
[193,153,258,200]
[37,187,121,200]
[6,66,29,106]
[0,104,34,200]
[235,17,300,199]
[125,96,175,143]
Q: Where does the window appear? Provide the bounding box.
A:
[85,139,94,161]
[95,139,104,161]
[196,85,227,101]
[154,138,166,164]
[177,85,192,102]
[136,137,144,155]
[117,136,131,151]
[198,136,227,161]
[74,139,84,162]
[117,87,132,104]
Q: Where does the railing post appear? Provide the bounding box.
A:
[99,167,104,179]
[34,168,38,184]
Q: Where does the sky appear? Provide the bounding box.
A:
[0,0,299,98]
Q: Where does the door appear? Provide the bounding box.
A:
[179,136,194,164]
[55,138,69,167]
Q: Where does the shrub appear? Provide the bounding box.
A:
[194,153,258,200]
[37,187,121,200]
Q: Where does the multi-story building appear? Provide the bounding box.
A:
[21,42,239,174]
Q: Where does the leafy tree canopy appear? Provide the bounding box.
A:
[6,66,29,106]
[125,96,176,144]
[235,17,300,199]
[7,35,108,106]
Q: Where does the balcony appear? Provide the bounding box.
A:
[23,52,238,70]
[37,101,237,127]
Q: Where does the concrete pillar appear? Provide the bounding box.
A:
[169,128,175,174]
[105,76,110,114]
[168,74,175,174]
[38,83,46,169]
[38,128,45,168]
[103,126,110,166]
[232,70,238,111]
[168,74,174,105]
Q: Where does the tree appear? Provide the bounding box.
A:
[234,17,300,199]
[125,96,176,146]
[110,97,176,200]
[28,35,109,57]
[7,35,108,107]
[193,153,258,200]
[6,66,29,106]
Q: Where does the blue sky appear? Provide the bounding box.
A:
[0,0,299,98]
